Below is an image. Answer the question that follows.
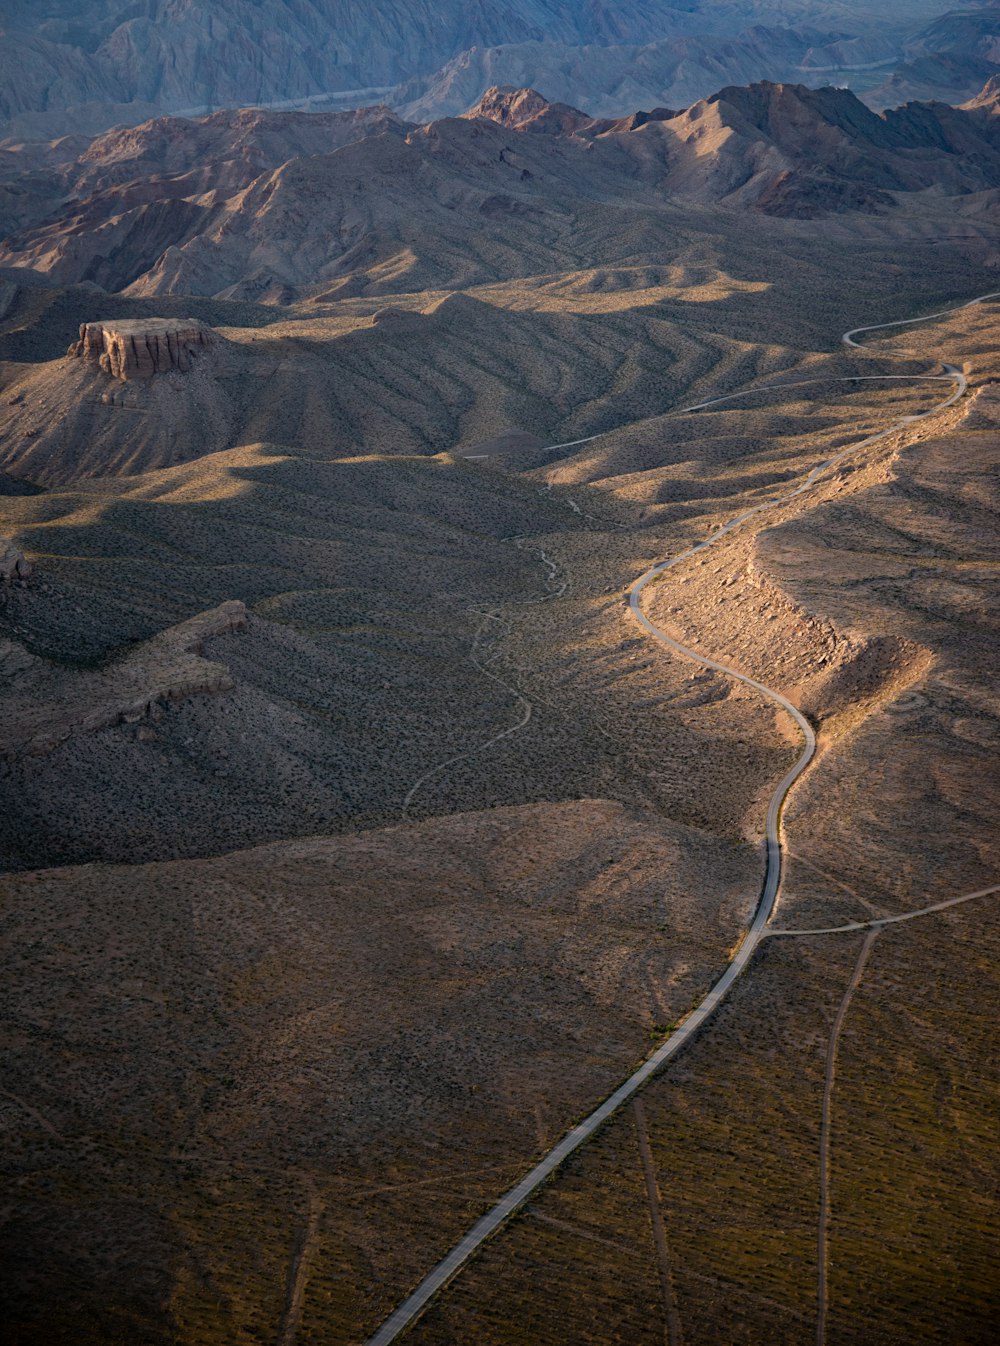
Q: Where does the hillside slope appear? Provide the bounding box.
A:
[2,81,1000,305]
[0,1,953,138]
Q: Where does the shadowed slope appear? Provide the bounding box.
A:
[3,82,1000,301]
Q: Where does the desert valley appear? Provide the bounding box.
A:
[1,4,999,1345]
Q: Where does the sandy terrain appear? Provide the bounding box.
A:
[396,303,1000,1346]
[0,799,758,1346]
[0,99,997,1346]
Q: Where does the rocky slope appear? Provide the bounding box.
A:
[2,257,997,1346]
[0,316,239,482]
[867,2,1000,108]
[395,24,896,123]
[0,103,407,243]
[0,1,954,139]
[0,798,758,1346]
[2,80,1000,303]
[431,298,1000,1346]
[1,600,247,761]
[0,0,753,136]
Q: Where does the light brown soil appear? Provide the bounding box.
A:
[402,304,1000,1346]
[0,799,758,1346]
[0,163,997,1346]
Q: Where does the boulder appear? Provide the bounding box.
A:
[0,538,31,581]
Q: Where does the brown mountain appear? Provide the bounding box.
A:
[2,81,1000,303]
[0,103,408,245]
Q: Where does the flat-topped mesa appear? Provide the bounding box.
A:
[68,318,215,381]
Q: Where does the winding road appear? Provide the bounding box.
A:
[364,290,998,1346]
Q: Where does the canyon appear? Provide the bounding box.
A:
[0,1,982,139]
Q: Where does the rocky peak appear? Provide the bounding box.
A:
[68,318,215,381]
[708,80,894,148]
[466,86,551,126]
[463,85,592,134]
[963,74,1000,111]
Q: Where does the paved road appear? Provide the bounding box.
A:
[363,291,994,1346]
[842,291,1000,351]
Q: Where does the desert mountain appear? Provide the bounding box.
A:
[2,81,1000,303]
[1,12,1000,1341]
[0,1,958,139]
[867,2,1000,107]
[0,103,407,242]
[0,0,765,136]
[395,24,899,124]
[3,256,998,1344]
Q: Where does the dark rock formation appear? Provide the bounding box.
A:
[0,538,31,582]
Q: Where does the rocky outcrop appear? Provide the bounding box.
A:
[463,86,593,134]
[0,538,31,582]
[963,74,1000,111]
[0,599,247,761]
[959,379,1000,429]
[68,319,215,381]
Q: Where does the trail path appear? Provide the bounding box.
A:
[815,930,880,1346]
[767,882,1000,938]
[276,1180,322,1346]
[364,290,999,1346]
[633,1097,684,1346]
[400,545,564,820]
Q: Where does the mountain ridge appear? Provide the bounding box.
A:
[3,79,999,302]
[0,1,960,138]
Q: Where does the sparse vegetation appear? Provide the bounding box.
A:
[1,72,998,1346]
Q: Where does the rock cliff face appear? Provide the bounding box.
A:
[68,318,214,381]
[0,317,236,485]
[0,539,31,582]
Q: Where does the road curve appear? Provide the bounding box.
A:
[363,290,994,1346]
[842,291,1000,350]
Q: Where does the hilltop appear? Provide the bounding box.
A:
[2,80,1000,306]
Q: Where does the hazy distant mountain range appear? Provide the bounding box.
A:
[0,0,989,138]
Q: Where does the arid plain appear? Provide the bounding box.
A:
[1,74,999,1346]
